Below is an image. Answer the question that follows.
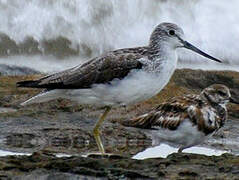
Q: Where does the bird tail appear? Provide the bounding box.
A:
[20,90,63,106]
[121,113,152,129]
[16,80,41,88]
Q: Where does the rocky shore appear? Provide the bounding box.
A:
[0,68,239,179]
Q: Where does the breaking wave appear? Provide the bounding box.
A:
[0,0,238,72]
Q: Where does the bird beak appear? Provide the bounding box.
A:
[229,97,239,104]
[180,40,222,63]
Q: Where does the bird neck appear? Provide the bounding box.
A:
[200,93,223,108]
[200,93,227,127]
[144,43,178,73]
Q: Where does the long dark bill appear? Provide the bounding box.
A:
[181,40,222,63]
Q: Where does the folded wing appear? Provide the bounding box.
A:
[17,48,146,90]
[123,95,202,131]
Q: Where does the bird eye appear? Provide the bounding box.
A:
[169,30,175,36]
[218,91,226,96]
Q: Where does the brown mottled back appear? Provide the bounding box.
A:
[123,92,226,135]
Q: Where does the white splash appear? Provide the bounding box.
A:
[0,0,238,72]
[0,55,82,73]
[0,150,31,156]
[133,144,228,159]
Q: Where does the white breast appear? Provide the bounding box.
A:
[66,51,178,106]
[150,120,206,149]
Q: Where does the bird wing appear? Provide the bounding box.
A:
[123,95,201,130]
[17,47,146,89]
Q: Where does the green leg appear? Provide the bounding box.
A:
[93,106,112,154]
[178,147,183,153]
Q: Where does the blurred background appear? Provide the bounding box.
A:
[0,0,238,73]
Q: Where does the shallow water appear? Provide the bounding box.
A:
[0,144,229,159]
[0,118,239,158]
[0,108,17,113]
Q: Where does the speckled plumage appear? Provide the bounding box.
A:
[123,84,236,152]
[17,47,147,89]
[125,94,225,134]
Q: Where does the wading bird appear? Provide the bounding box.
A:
[17,23,222,154]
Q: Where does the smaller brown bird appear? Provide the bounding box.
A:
[123,84,239,153]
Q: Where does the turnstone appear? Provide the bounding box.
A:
[17,23,222,154]
[123,84,238,153]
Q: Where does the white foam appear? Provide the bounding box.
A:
[0,55,83,73]
[0,0,238,71]
[133,144,228,159]
[55,153,72,158]
[0,150,31,156]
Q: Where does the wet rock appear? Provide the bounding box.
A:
[173,69,239,90]
[0,69,239,179]
[0,153,238,179]
[0,33,92,59]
